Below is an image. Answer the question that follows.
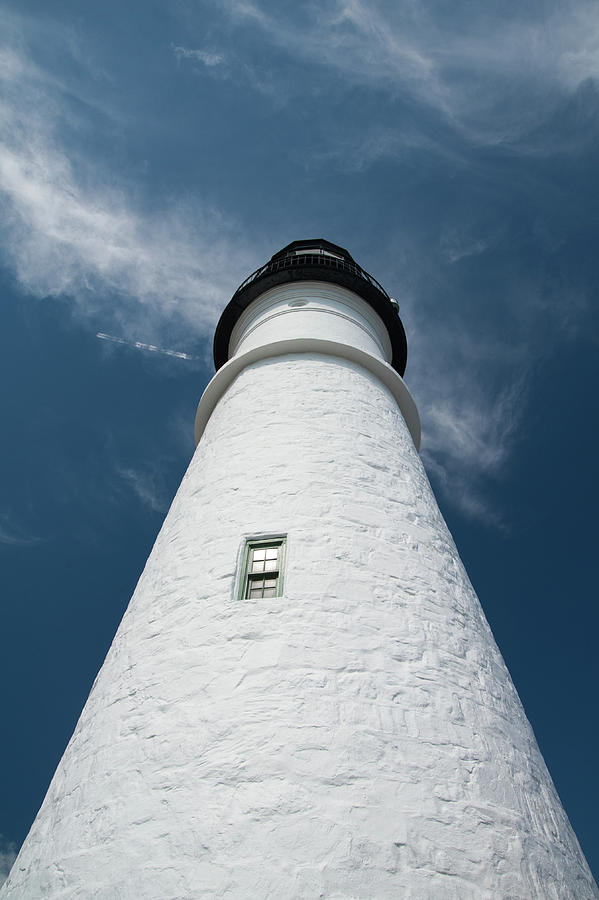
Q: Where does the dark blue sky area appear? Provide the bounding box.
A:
[1,0,598,883]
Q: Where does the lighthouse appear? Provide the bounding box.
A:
[2,239,596,897]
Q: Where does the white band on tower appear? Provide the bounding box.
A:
[196,281,421,449]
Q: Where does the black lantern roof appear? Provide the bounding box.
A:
[213,239,407,375]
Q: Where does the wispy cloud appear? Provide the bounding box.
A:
[172,40,285,101]
[116,465,171,513]
[440,229,493,265]
[172,45,225,67]
[0,37,255,341]
[0,834,17,887]
[0,513,42,547]
[417,368,527,528]
[301,126,450,173]
[96,333,197,360]
[218,0,599,151]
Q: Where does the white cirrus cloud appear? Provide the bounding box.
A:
[0,41,256,341]
[217,0,599,150]
[172,45,225,67]
[406,320,528,528]
[116,465,171,514]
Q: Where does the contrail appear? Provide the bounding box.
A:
[96,332,196,360]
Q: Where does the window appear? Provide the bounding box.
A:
[240,538,286,600]
[294,248,343,260]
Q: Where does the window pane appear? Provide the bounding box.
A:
[242,537,286,601]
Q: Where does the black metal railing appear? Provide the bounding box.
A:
[232,252,391,302]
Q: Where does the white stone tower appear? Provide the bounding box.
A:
[2,240,596,898]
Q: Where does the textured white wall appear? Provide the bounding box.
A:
[2,292,596,898]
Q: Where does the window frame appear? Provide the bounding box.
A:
[238,536,287,601]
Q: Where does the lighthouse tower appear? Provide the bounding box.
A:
[2,240,596,898]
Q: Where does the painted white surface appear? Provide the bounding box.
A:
[197,281,420,451]
[3,348,596,898]
[194,338,421,450]
[229,282,393,363]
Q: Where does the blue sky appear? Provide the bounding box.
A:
[1,0,598,883]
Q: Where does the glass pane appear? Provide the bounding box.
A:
[249,587,262,598]
[251,560,265,573]
[263,588,276,597]
[265,547,278,560]
[252,548,266,561]
[264,559,277,572]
